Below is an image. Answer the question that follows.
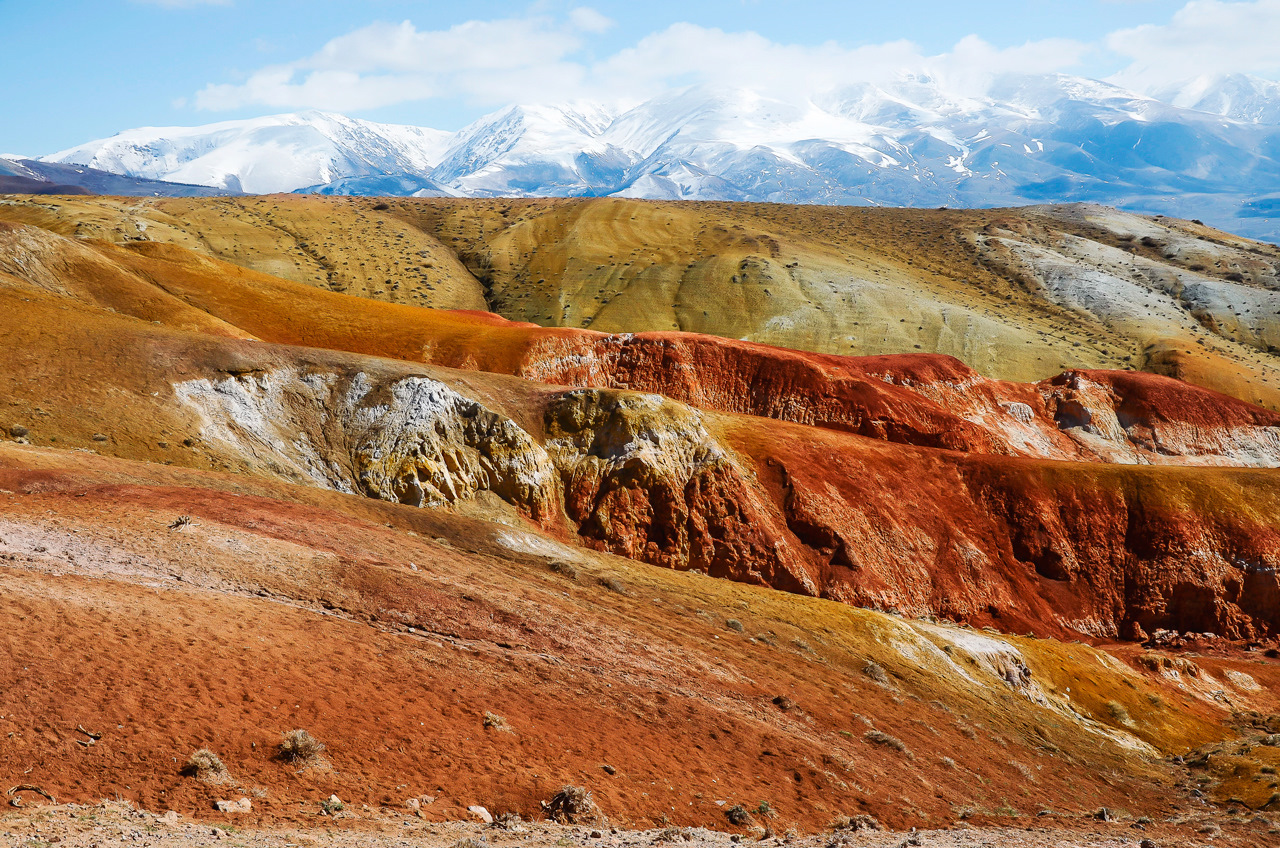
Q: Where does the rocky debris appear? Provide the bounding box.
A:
[468,805,493,824]
[214,798,251,813]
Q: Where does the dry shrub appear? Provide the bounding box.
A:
[864,729,913,758]
[1106,700,1135,727]
[279,729,326,765]
[546,785,600,824]
[598,575,626,594]
[483,712,511,732]
[183,748,230,784]
[549,560,578,580]
[724,804,752,826]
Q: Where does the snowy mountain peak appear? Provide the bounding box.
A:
[35,71,1280,239]
[1157,73,1280,124]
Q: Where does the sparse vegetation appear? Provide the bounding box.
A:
[864,729,912,758]
[483,711,511,732]
[548,560,578,579]
[724,804,752,826]
[1106,700,1135,727]
[279,729,325,765]
[546,785,600,824]
[598,575,626,594]
[829,813,880,831]
[182,748,229,783]
[489,811,524,829]
[862,659,890,685]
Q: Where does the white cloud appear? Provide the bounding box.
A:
[192,9,1090,115]
[1108,0,1280,90]
[569,7,615,34]
[195,14,592,111]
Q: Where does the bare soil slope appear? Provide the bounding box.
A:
[2,195,1278,409]
[1,196,1280,839]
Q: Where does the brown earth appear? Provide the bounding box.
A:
[3,194,1277,410]
[1,196,1280,837]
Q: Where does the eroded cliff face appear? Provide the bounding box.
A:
[169,362,1280,641]
[510,332,1280,467]
[544,389,815,595]
[761,432,1280,640]
[174,368,558,520]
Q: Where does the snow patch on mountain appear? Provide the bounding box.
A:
[37,72,1280,239]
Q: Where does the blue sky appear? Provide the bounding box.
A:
[3,0,1277,155]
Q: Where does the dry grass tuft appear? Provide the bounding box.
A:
[183,748,230,784]
[864,729,913,758]
[279,728,326,765]
[862,660,890,685]
[546,785,601,824]
[483,712,512,732]
[598,575,627,594]
[829,813,881,832]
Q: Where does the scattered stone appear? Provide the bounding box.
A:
[92,433,108,442]
[590,830,603,839]
[1139,839,1158,848]
[601,763,616,775]
[215,798,251,813]
[468,805,493,824]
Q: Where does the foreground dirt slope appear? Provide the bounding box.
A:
[1,195,1278,410]
[2,442,1277,835]
[2,194,1280,839]
[2,263,1280,639]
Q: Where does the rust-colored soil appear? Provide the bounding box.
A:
[2,197,1280,840]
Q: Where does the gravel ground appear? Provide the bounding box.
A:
[2,801,1278,848]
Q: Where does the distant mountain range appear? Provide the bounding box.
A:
[26,72,1280,240]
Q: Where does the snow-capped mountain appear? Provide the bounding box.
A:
[45,111,452,194]
[40,72,1280,239]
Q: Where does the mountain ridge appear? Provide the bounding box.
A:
[35,72,1280,239]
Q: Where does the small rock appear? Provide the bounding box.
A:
[210,828,226,839]
[468,805,493,824]
[92,433,108,442]
[590,830,603,839]
[602,763,616,775]
[730,836,741,844]
[215,798,251,814]
[8,425,28,438]
[1139,839,1158,848]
